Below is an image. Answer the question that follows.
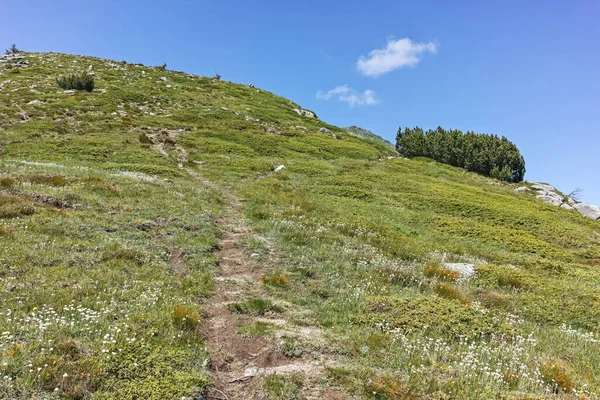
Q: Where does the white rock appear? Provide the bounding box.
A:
[160,76,168,82]
[573,203,600,220]
[274,165,286,172]
[63,90,75,95]
[531,183,557,192]
[560,203,574,210]
[536,192,564,207]
[514,186,530,192]
[27,100,41,105]
[293,108,316,118]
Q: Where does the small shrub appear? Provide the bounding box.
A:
[157,62,167,71]
[434,283,468,303]
[540,359,574,393]
[0,177,16,188]
[262,272,290,287]
[213,72,221,80]
[172,304,200,330]
[56,73,94,92]
[5,44,20,54]
[424,262,460,281]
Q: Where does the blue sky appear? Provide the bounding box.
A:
[3,0,599,204]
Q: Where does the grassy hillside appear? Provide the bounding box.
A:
[1,52,599,399]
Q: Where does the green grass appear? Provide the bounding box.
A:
[236,321,274,337]
[262,374,303,400]
[2,51,600,399]
[228,298,281,316]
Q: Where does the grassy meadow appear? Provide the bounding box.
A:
[1,52,599,399]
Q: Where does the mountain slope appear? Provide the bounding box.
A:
[1,52,599,399]
[344,125,396,151]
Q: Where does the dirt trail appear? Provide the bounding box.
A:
[144,131,338,399]
[198,176,334,399]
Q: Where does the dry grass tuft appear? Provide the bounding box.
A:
[0,194,35,218]
[262,272,290,287]
[424,262,460,282]
[476,290,511,309]
[30,175,70,186]
[0,176,16,187]
[172,304,200,330]
[434,283,468,303]
[540,359,575,393]
[365,374,410,400]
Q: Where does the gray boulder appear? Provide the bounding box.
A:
[318,127,332,134]
[514,186,530,192]
[573,203,600,220]
[560,203,574,211]
[531,183,557,192]
[293,108,316,118]
[536,192,564,207]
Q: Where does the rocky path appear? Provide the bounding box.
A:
[145,130,341,399]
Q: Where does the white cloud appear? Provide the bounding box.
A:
[357,38,438,77]
[316,85,380,107]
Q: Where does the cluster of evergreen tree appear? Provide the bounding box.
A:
[396,126,526,182]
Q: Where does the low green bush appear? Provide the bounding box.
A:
[56,73,95,92]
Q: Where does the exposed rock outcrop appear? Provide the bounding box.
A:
[293,108,316,118]
[573,203,600,220]
[516,182,599,220]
